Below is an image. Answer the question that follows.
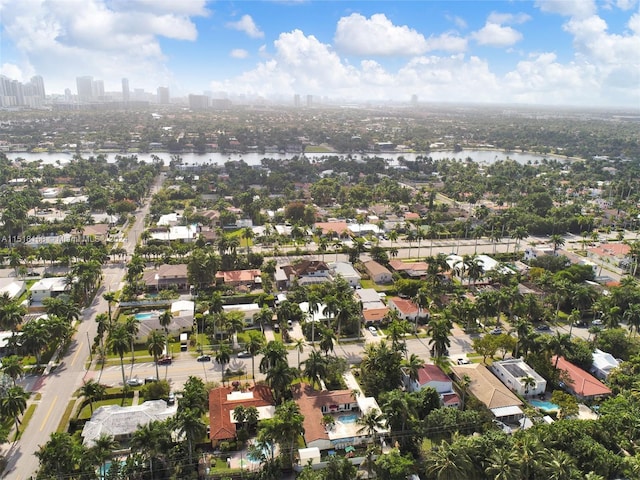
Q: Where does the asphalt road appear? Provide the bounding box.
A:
[1,175,164,480]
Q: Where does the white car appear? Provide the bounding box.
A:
[126,377,144,387]
[368,326,378,336]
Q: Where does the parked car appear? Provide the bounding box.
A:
[490,328,502,335]
[492,419,513,434]
[158,356,172,365]
[144,377,158,384]
[167,392,175,406]
[535,324,551,331]
[197,355,211,362]
[126,377,144,387]
[592,319,603,326]
[237,351,252,358]
[368,326,378,336]
[457,358,471,365]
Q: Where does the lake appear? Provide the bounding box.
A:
[6,149,565,167]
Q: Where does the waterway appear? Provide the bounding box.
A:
[6,149,568,167]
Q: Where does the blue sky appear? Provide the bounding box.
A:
[1,0,639,107]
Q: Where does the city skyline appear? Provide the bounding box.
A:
[1,1,639,108]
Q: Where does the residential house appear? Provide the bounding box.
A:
[523,246,556,262]
[553,356,612,401]
[446,254,514,284]
[215,269,262,289]
[222,303,261,325]
[81,400,176,447]
[293,384,387,451]
[387,297,421,322]
[149,224,198,242]
[490,358,547,397]
[76,223,110,243]
[355,288,389,326]
[329,262,361,287]
[402,364,460,408]
[277,260,331,289]
[587,243,631,270]
[590,349,620,380]
[363,261,392,285]
[450,363,524,423]
[313,221,350,237]
[142,264,189,291]
[389,260,429,278]
[135,300,194,341]
[208,386,275,446]
[0,278,26,300]
[29,277,69,303]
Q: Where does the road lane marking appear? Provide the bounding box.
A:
[40,396,57,431]
[70,341,82,367]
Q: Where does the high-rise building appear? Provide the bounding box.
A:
[411,94,418,106]
[306,95,313,107]
[76,76,94,102]
[30,76,45,99]
[92,79,104,99]
[188,94,209,109]
[294,94,301,107]
[157,87,170,104]
[122,78,130,102]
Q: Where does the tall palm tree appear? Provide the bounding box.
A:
[147,330,165,380]
[356,409,385,443]
[624,303,640,336]
[302,350,328,389]
[90,433,119,476]
[319,327,336,357]
[423,437,473,480]
[550,233,565,254]
[401,354,423,384]
[484,449,522,480]
[214,343,232,386]
[158,309,173,354]
[78,380,106,414]
[265,361,297,404]
[245,330,265,381]
[124,315,140,376]
[293,338,305,370]
[1,355,24,386]
[0,385,29,440]
[102,291,117,323]
[242,226,254,255]
[259,340,288,374]
[427,316,452,358]
[108,324,131,398]
[174,407,206,468]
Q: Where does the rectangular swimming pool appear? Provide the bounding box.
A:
[338,413,359,424]
[530,399,559,412]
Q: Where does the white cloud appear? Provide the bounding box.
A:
[535,0,596,19]
[226,14,264,39]
[424,32,468,53]
[0,0,206,92]
[487,12,531,25]
[615,0,639,10]
[447,15,468,30]
[0,63,28,82]
[472,22,523,47]
[334,13,428,56]
[230,49,249,59]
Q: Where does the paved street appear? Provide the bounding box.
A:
[1,175,164,480]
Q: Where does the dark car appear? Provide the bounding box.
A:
[535,324,551,331]
[197,355,211,362]
[237,351,252,358]
[158,356,172,365]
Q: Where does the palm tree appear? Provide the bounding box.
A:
[356,408,385,443]
[108,324,131,398]
[401,354,423,384]
[543,449,576,480]
[293,337,305,370]
[242,226,254,254]
[319,327,336,357]
[521,375,537,396]
[302,350,328,389]
[0,385,29,440]
[158,308,173,354]
[124,315,140,376]
[214,343,232,386]
[484,450,521,480]
[624,303,640,336]
[423,437,473,480]
[259,340,288,374]
[147,330,165,380]
[550,233,565,254]
[427,316,452,358]
[174,407,206,468]
[90,433,119,476]
[102,291,117,323]
[78,380,106,414]
[1,355,24,386]
[245,330,265,381]
[265,361,297,404]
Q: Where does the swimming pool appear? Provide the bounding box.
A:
[530,399,559,412]
[134,312,158,320]
[338,413,359,424]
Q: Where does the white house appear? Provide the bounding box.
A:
[329,262,361,287]
[591,349,620,380]
[0,278,26,300]
[490,358,547,397]
[523,246,555,261]
[149,224,198,242]
[402,364,460,408]
[222,303,261,325]
[29,277,69,303]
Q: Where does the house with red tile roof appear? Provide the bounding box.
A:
[402,363,460,408]
[552,356,612,401]
[292,384,387,451]
[388,260,429,278]
[215,269,262,288]
[208,386,275,446]
[314,221,350,237]
[388,296,421,322]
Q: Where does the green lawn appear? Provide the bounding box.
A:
[15,404,37,441]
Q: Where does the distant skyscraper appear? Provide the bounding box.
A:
[188,94,209,109]
[30,76,45,99]
[306,95,313,107]
[411,94,418,106]
[122,78,130,102]
[294,94,301,107]
[92,79,104,99]
[157,87,170,104]
[76,76,94,102]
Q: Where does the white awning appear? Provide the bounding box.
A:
[491,405,523,418]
